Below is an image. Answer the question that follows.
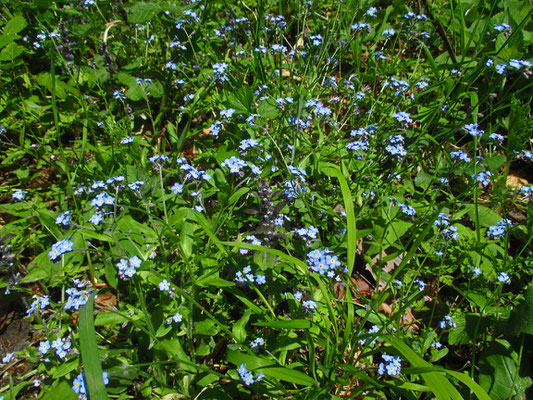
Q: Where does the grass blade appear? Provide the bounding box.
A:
[79,293,109,400]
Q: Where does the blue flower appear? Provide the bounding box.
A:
[250,337,265,350]
[378,353,402,376]
[91,192,115,208]
[498,272,510,284]
[398,203,416,216]
[12,190,27,201]
[159,279,170,291]
[382,29,395,37]
[171,183,183,194]
[2,353,14,363]
[55,210,73,226]
[302,300,317,312]
[120,136,134,144]
[439,315,456,329]
[365,7,377,17]
[89,212,104,225]
[49,239,74,261]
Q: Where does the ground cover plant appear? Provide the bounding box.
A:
[0,0,532,398]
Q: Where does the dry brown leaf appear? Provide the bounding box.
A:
[507,174,528,189]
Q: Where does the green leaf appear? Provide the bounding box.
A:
[41,381,78,400]
[227,86,254,114]
[226,349,276,369]
[79,294,109,400]
[464,204,501,227]
[20,267,48,283]
[256,366,316,386]
[94,311,130,326]
[227,187,249,207]
[319,163,356,274]
[3,16,27,35]
[127,2,161,24]
[253,319,311,329]
[50,359,80,378]
[507,285,533,335]
[448,312,491,345]
[415,170,434,189]
[478,339,533,400]
[0,42,24,61]
[232,309,251,342]
[195,273,234,288]
[386,335,463,400]
[0,34,18,50]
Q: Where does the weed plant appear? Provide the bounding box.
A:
[0,0,532,399]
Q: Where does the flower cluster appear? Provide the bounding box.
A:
[398,203,416,216]
[486,218,512,239]
[27,295,50,316]
[385,135,407,158]
[250,337,265,350]
[377,354,402,376]
[49,239,74,261]
[472,170,492,187]
[358,325,380,346]
[237,364,265,385]
[450,149,471,162]
[439,315,456,329]
[221,156,247,174]
[464,123,484,137]
[72,371,109,395]
[212,62,229,82]
[12,190,28,201]
[307,248,343,278]
[235,266,266,286]
[116,256,142,279]
[45,337,72,359]
[55,210,73,226]
[295,225,319,241]
[498,272,511,284]
[65,282,90,311]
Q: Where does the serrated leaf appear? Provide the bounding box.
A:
[4,16,27,35]
[227,86,254,114]
[127,2,161,23]
[0,42,24,61]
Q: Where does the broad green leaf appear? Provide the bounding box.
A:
[94,311,130,326]
[464,204,501,227]
[507,285,533,335]
[50,359,80,378]
[195,273,234,288]
[127,2,161,24]
[232,309,251,342]
[4,16,27,35]
[226,349,276,369]
[20,267,48,283]
[227,86,254,113]
[254,319,311,329]
[41,381,78,400]
[386,335,463,400]
[256,366,316,386]
[79,294,109,400]
[478,339,533,400]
